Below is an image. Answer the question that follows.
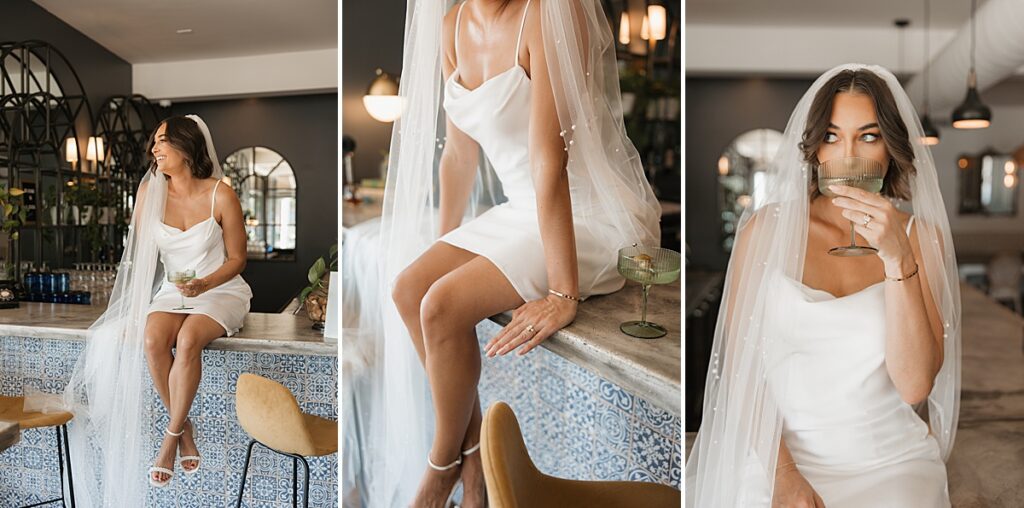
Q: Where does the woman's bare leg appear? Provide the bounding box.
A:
[411,256,524,508]
[392,241,477,364]
[143,312,187,482]
[168,314,225,471]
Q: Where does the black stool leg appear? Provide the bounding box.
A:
[292,458,298,508]
[234,440,257,508]
[299,456,310,508]
[61,425,75,508]
[54,427,65,508]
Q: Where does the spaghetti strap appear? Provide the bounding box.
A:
[514,0,531,66]
[454,1,467,68]
[209,180,220,218]
[905,215,915,236]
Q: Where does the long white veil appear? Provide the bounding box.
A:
[684,64,961,506]
[348,0,660,506]
[59,114,223,506]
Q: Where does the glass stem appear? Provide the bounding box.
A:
[641,284,650,324]
[849,221,857,247]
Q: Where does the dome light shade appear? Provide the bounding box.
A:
[920,114,940,145]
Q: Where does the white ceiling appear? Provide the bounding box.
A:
[32,0,337,63]
[688,0,973,29]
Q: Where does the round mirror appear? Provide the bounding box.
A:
[717,128,783,252]
[222,147,297,261]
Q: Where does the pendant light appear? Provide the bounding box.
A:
[952,0,991,129]
[920,0,940,145]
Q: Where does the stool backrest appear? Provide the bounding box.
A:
[481,401,543,507]
[235,373,317,456]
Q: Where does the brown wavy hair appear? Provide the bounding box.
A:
[146,116,215,179]
[799,69,915,201]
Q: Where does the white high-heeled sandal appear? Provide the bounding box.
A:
[178,418,201,475]
[427,451,462,508]
[148,426,184,487]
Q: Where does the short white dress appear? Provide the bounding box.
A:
[147,180,253,335]
[439,0,623,301]
[739,217,950,507]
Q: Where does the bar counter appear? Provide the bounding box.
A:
[0,304,338,508]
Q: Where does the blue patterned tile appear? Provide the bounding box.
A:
[630,423,673,483]
[636,397,676,439]
[598,379,635,414]
[592,445,629,481]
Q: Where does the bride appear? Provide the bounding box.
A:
[353,0,660,506]
[685,64,961,507]
[59,115,251,506]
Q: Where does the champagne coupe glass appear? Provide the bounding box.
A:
[818,157,885,256]
[617,245,681,339]
[167,269,196,310]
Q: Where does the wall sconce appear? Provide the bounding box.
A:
[647,5,667,41]
[65,137,78,164]
[717,156,730,176]
[363,68,402,123]
[86,136,104,162]
[618,12,630,45]
[640,14,649,41]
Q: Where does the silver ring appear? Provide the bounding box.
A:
[862,214,873,226]
[525,324,536,334]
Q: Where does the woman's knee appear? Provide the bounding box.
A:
[174,330,204,360]
[391,266,430,317]
[420,282,468,344]
[144,322,175,357]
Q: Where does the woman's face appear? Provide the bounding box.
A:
[816,92,890,172]
[151,123,186,175]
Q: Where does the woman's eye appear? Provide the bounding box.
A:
[861,132,879,142]
[824,132,839,143]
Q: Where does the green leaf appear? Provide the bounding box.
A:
[329,243,338,258]
[307,257,326,284]
[10,232,17,240]
[3,204,11,216]
[299,287,313,302]
[8,188,25,196]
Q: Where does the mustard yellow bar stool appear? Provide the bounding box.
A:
[0,395,76,507]
[233,373,338,508]
[481,401,680,508]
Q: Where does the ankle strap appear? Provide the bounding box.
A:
[427,453,461,471]
[165,427,185,437]
[462,442,481,456]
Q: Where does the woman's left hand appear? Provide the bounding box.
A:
[829,184,914,268]
[177,278,211,298]
[484,294,578,357]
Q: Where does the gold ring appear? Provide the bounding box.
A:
[525,324,536,334]
[862,214,873,226]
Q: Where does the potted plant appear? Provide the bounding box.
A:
[297,243,338,329]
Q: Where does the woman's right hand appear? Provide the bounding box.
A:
[772,463,826,508]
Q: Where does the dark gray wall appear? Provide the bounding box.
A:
[2,0,132,128]
[341,0,406,181]
[172,94,338,313]
[685,77,813,270]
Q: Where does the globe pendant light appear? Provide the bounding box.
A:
[920,0,940,145]
[952,0,991,129]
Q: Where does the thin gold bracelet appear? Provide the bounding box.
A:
[885,263,919,282]
[548,288,580,301]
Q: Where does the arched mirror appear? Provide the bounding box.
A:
[717,128,783,252]
[222,146,297,261]
[958,148,1019,216]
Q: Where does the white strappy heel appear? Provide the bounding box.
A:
[178,418,201,475]
[427,450,463,508]
[148,426,184,487]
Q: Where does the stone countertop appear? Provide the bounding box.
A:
[490,279,681,416]
[0,303,336,356]
[684,282,1024,506]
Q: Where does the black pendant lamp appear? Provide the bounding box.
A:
[952,0,991,129]
[920,0,940,145]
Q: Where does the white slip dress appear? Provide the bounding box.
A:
[740,216,950,507]
[439,0,623,302]
[147,180,253,336]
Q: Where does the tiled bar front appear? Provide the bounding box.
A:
[0,309,338,508]
[475,318,682,488]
